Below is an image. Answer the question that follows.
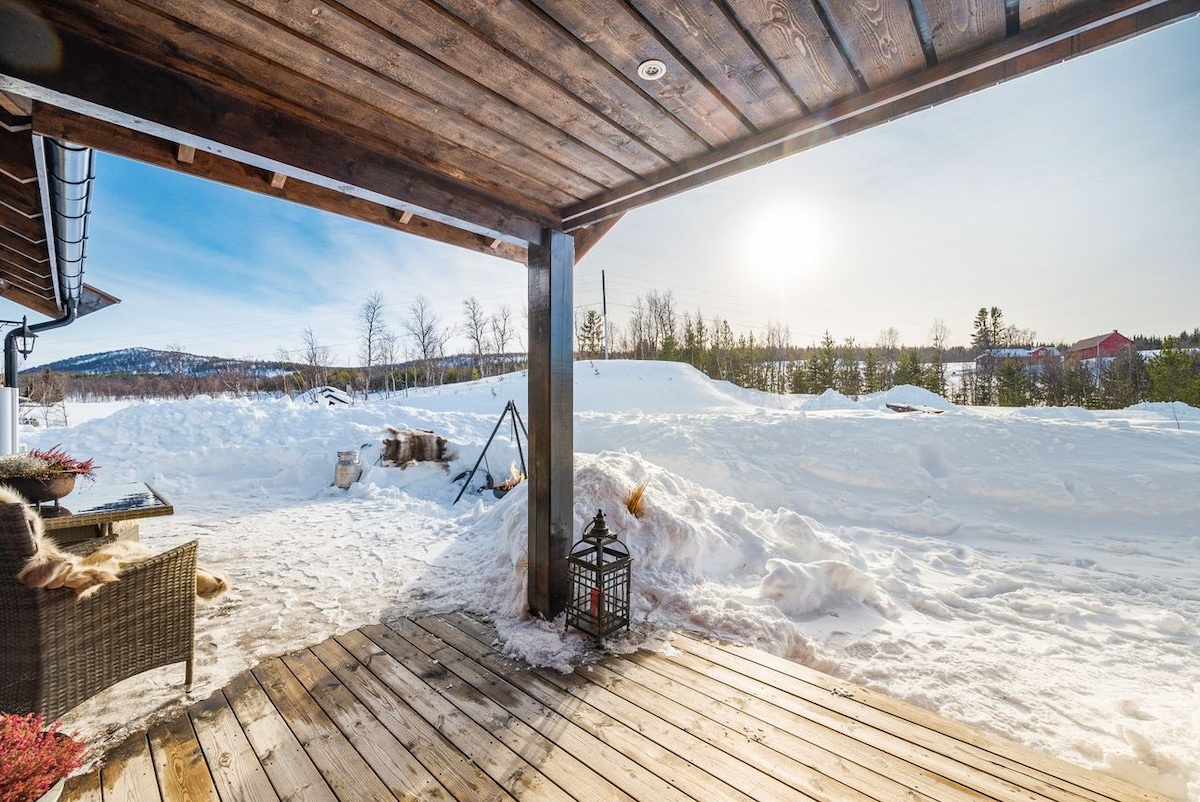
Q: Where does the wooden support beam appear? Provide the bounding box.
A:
[570,215,624,263]
[0,92,31,117]
[175,143,195,164]
[526,228,574,620]
[31,105,529,263]
[1,24,555,244]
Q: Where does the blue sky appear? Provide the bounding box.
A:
[7,16,1199,368]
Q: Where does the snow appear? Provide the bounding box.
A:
[19,360,1200,800]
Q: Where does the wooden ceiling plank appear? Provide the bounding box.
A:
[32,104,529,262]
[58,0,583,210]
[564,0,1195,228]
[530,0,750,147]
[229,0,633,193]
[628,0,804,128]
[0,224,49,261]
[0,211,46,243]
[813,0,928,87]
[335,0,668,179]
[0,129,38,183]
[723,0,861,110]
[3,21,554,244]
[1020,0,1093,28]
[0,280,60,317]
[0,176,41,218]
[0,256,54,290]
[158,0,603,202]
[924,0,1008,60]
[428,0,709,161]
[0,244,47,274]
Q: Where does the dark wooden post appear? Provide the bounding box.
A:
[526,228,574,619]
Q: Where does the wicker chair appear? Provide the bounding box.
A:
[0,502,197,719]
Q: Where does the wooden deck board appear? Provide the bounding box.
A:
[63,614,1171,802]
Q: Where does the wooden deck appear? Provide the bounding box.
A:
[62,612,1167,802]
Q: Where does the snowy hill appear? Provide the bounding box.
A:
[24,347,291,377]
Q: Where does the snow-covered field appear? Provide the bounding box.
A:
[23,361,1199,800]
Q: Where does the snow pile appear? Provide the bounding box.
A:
[20,360,1200,800]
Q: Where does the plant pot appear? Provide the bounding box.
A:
[36,778,66,802]
[0,474,77,506]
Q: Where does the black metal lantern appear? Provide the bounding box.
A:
[14,317,36,358]
[566,509,632,639]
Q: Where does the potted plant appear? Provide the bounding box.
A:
[0,445,96,507]
[0,713,86,802]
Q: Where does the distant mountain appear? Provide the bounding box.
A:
[23,347,294,377]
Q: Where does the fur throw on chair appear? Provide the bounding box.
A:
[3,487,230,600]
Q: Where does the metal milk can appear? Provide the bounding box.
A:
[333,449,363,489]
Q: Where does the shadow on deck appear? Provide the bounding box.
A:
[62,612,1166,801]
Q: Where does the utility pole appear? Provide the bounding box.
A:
[602,269,609,360]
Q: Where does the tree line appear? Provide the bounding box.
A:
[24,288,1200,410]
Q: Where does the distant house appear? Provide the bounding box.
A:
[976,345,1063,370]
[1068,331,1134,360]
[976,348,1033,369]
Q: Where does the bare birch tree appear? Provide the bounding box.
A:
[357,292,386,397]
[402,294,451,386]
[463,296,488,378]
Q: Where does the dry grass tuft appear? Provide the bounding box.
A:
[624,482,647,518]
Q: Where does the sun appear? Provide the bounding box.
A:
[737,202,827,283]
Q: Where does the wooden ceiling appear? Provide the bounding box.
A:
[0,0,1196,306]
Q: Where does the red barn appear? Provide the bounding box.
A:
[1068,331,1135,360]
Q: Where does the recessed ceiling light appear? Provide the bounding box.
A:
[637,59,667,81]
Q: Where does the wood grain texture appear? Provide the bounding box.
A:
[310,637,514,802]
[630,0,805,127]
[0,173,40,217]
[0,208,46,242]
[61,615,1172,802]
[224,670,338,802]
[62,769,102,802]
[429,0,709,161]
[723,0,860,109]
[339,627,574,801]
[923,0,1007,59]
[1019,0,1094,28]
[813,0,927,86]
[188,692,279,801]
[0,225,47,260]
[531,0,750,146]
[100,733,159,802]
[390,617,690,802]
[281,649,454,801]
[0,128,37,183]
[252,657,396,802]
[46,0,580,209]
[203,0,609,200]
[147,715,220,802]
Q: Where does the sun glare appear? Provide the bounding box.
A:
[738,202,827,284]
